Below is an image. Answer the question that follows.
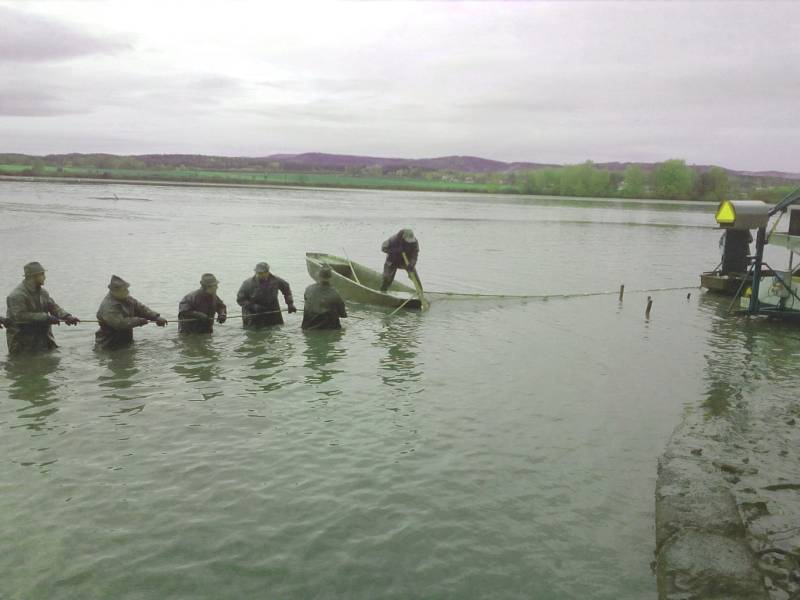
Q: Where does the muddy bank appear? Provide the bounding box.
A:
[656,387,800,599]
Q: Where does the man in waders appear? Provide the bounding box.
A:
[5,261,80,355]
[178,273,227,334]
[380,228,420,292]
[302,265,347,330]
[95,275,167,350]
[236,262,296,328]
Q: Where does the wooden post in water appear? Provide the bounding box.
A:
[618,284,625,302]
[645,296,653,318]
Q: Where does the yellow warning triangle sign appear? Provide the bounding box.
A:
[715,200,736,225]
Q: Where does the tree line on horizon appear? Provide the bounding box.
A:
[0,153,795,202]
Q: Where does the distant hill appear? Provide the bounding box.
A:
[1,151,799,181]
[592,160,800,181]
[256,152,558,173]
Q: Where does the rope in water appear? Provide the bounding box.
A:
[74,308,300,325]
[42,285,700,325]
[426,284,699,300]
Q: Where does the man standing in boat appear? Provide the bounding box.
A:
[5,261,80,355]
[302,265,347,330]
[237,262,296,328]
[380,228,420,292]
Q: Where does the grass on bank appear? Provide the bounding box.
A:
[0,164,517,194]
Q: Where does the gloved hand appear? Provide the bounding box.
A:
[133,317,149,327]
[217,314,227,324]
[287,304,297,314]
[48,315,61,325]
[155,317,168,327]
[63,315,80,326]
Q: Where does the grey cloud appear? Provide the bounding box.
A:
[0,6,131,63]
[258,77,392,95]
[190,75,244,92]
[2,2,800,171]
[0,89,87,116]
[0,65,250,117]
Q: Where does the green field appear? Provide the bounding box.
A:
[0,164,517,194]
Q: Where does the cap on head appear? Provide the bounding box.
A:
[108,274,130,290]
[402,228,416,243]
[24,261,46,277]
[319,265,332,281]
[200,273,219,287]
[254,262,270,273]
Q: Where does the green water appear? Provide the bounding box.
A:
[0,182,793,599]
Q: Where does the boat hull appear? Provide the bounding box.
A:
[306,253,422,310]
[700,272,749,296]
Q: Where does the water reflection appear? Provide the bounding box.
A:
[171,335,225,401]
[173,335,222,382]
[4,354,62,431]
[95,346,140,399]
[302,329,346,385]
[235,328,295,393]
[376,315,422,388]
[699,293,800,418]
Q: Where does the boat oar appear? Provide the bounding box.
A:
[402,252,428,310]
[343,248,362,285]
[388,296,416,317]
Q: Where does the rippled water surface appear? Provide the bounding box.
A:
[2,181,797,599]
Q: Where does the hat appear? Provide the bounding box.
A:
[254,262,270,273]
[108,274,130,290]
[24,261,46,277]
[319,265,332,281]
[200,273,219,286]
[402,229,416,243]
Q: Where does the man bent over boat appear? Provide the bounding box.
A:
[380,228,420,292]
[237,262,296,328]
[178,273,227,334]
[302,265,347,330]
[5,261,80,355]
[95,275,167,350]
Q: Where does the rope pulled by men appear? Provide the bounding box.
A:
[3,261,352,355]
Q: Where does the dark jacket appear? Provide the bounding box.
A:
[178,288,227,334]
[302,282,347,330]
[237,274,294,327]
[5,280,71,354]
[382,230,419,269]
[95,293,160,350]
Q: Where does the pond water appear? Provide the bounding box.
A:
[1,181,794,599]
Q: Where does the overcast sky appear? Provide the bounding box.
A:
[1,1,798,171]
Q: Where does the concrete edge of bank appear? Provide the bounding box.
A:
[655,413,770,600]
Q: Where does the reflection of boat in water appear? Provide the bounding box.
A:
[305,252,421,310]
[705,193,800,320]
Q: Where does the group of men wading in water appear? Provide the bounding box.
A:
[2,228,421,356]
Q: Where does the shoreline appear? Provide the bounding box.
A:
[655,413,768,599]
[0,174,715,208]
[655,384,800,599]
